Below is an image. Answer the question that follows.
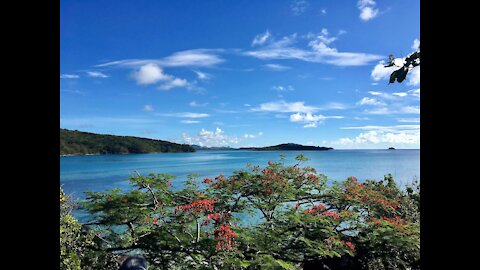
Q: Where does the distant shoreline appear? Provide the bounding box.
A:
[60,148,419,157]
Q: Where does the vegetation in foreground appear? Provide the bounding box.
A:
[60,128,195,156]
[60,155,420,269]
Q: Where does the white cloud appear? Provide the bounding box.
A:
[96,49,224,68]
[392,89,420,98]
[291,0,309,15]
[341,125,420,131]
[161,49,224,67]
[335,124,419,147]
[357,0,379,21]
[252,30,271,46]
[409,88,420,97]
[193,70,211,80]
[60,74,79,79]
[157,112,210,118]
[158,78,189,90]
[354,117,370,120]
[253,100,318,113]
[412,39,420,50]
[320,102,348,110]
[258,132,263,136]
[365,106,420,115]
[181,128,239,147]
[131,63,172,85]
[263,63,291,71]
[357,97,386,106]
[60,89,85,95]
[368,91,382,96]
[245,29,383,66]
[320,9,327,15]
[181,120,200,124]
[272,85,294,92]
[398,118,420,123]
[290,112,343,128]
[243,134,256,138]
[143,105,154,112]
[189,101,209,107]
[253,100,343,127]
[407,66,420,86]
[87,71,109,78]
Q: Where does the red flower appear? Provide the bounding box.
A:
[345,242,355,252]
[152,218,158,224]
[178,199,215,214]
[203,178,213,184]
[214,224,237,251]
[322,211,340,219]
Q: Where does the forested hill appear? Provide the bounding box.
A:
[60,129,195,156]
[241,143,333,151]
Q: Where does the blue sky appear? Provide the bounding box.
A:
[60,0,420,149]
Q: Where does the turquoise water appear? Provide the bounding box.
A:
[61,149,419,200]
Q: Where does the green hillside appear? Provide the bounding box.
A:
[60,129,195,156]
[241,143,333,151]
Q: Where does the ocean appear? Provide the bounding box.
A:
[60,149,419,221]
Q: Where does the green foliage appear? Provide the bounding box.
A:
[385,48,420,84]
[64,156,420,269]
[60,128,195,156]
[60,187,118,270]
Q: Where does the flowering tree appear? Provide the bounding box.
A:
[68,155,419,269]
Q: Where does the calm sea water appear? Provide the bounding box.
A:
[61,149,419,200]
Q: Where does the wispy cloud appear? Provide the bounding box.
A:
[407,67,420,86]
[252,30,271,46]
[398,118,420,123]
[181,120,200,124]
[341,125,420,131]
[96,49,224,68]
[357,97,386,106]
[158,78,190,90]
[253,100,343,127]
[143,105,154,112]
[263,63,291,71]
[365,106,420,115]
[87,71,109,78]
[60,89,85,95]
[157,112,210,118]
[60,74,79,79]
[189,101,209,107]
[253,100,318,113]
[357,0,379,21]
[272,85,294,92]
[291,0,309,16]
[245,29,383,66]
[193,70,211,80]
[412,39,420,50]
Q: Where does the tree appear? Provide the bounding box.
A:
[386,47,420,84]
[74,155,420,269]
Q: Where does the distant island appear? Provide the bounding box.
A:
[60,129,195,156]
[240,143,333,151]
[388,147,396,150]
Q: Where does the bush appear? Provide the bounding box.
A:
[66,155,419,269]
